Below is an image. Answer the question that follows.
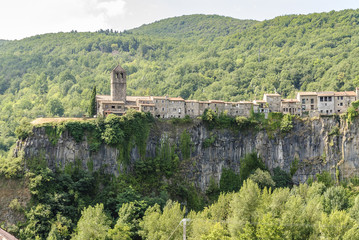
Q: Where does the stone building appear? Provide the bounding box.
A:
[97,64,359,119]
[281,99,300,115]
[317,92,335,115]
[263,93,281,112]
[334,91,356,114]
[297,92,318,114]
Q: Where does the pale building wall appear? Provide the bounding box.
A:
[185,100,200,117]
[264,94,281,112]
[317,94,335,114]
[334,94,356,114]
[167,99,185,118]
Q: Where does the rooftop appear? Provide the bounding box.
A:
[297,92,317,96]
[334,91,356,96]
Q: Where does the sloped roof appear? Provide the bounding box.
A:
[168,97,184,101]
[317,91,335,96]
[335,91,356,96]
[264,93,280,97]
[113,64,126,73]
[282,99,299,103]
[0,228,18,240]
[297,92,317,96]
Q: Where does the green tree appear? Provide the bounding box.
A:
[46,98,65,117]
[139,200,185,240]
[248,168,275,189]
[239,152,266,184]
[88,86,97,117]
[317,210,355,239]
[72,203,111,240]
[322,186,349,214]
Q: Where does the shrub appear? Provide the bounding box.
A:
[239,152,266,184]
[272,167,293,188]
[316,171,334,188]
[15,121,33,140]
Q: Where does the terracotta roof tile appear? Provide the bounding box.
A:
[297,92,317,96]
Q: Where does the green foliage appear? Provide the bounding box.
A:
[290,158,299,177]
[322,186,349,214]
[46,99,65,117]
[206,176,220,202]
[219,168,241,192]
[272,167,293,188]
[239,152,266,184]
[169,115,193,124]
[317,210,355,240]
[44,124,66,145]
[346,106,358,124]
[316,170,334,188]
[248,168,275,189]
[0,153,24,178]
[139,200,185,240]
[351,100,359,110]
[72,203,111,240]
[329,125,340,136]
[2,9,359,155]
[15,121,33,140]
[88,86,97,117]
[280,114,294,133]
[202,134,216,148]
[180,130,192,160]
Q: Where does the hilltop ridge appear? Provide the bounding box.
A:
[2,9,359,155]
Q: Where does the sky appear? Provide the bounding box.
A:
[0,0,359,40]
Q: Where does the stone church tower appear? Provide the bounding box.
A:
[111,64,126,102]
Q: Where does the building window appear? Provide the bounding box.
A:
[162,108,164,111]
[117,106,121,109]
[328,97,332,101]
[341,96,344,100]
[338,110,341,112]
[174,108,176,111]
[324,97,327,101]
[311,98,314,104]
[340,103,343,106]
[320,97,323,102]
[162,100,164,103]
[311,105,314,110]
[302,99,305,104]
[112,106,115,109]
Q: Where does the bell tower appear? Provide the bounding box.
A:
[111,64,126,102]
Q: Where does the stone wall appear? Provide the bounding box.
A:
[14,116,359,191]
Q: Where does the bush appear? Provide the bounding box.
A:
[15,121,33,140]
[219,168,241,192]
[239,152,266,184]
[248,168,275,189]
[272,167,293,188]
[316,171,334,188]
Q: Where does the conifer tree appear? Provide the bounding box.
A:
[89,86,97,117]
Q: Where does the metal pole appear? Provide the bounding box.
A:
[183,219,186,240]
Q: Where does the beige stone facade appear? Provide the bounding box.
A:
[97,64,359,118]
[281,99,300,115]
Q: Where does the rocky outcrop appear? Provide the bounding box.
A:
[14,117,359,191]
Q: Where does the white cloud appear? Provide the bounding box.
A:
[0,0,126,39]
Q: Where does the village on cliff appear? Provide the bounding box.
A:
[96,65,359,119]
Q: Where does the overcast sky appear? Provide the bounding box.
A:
[0,0,358,40]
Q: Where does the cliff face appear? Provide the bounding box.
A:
[14,117,359,191]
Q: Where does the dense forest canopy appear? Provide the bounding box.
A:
[1,9,359,154]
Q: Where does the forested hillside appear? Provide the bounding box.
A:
[1,9,359,154]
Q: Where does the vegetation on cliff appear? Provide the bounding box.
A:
[2,9,359,154]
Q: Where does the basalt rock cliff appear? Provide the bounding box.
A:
[14,117,359,191]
